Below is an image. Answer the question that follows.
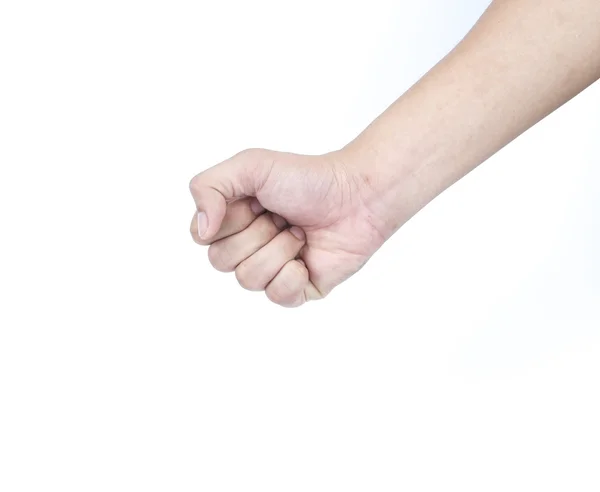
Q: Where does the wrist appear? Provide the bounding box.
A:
[335,135,440,239]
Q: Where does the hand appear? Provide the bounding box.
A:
[189,148,390,307]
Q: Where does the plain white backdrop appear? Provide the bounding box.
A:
[1,1,599,490]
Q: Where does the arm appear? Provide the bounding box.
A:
[190,0,600,307]
[345,0,600,234]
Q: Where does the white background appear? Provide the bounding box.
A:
[1,1,599,490]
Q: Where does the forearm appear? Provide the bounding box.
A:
[345,0,600,233]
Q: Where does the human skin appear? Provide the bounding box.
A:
[189,0,600,307]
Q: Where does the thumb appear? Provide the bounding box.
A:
[189,148,274,240]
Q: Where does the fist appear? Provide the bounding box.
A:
[189,148,389,307]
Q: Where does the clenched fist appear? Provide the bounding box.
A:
[189,148,395,307]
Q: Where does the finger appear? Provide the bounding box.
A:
[265,259,309,307]
[190,197,265,245]
[266,258,325,307]
[235,226,305,291]
[207,213,287,272]
[189,148,274,240]
[297,259,325,302]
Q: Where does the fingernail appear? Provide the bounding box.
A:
[197,211,208,238]
[250,198,265,215]
[289,226,305,241]
[272,214,287,229]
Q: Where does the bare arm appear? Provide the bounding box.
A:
[345,0,600,234]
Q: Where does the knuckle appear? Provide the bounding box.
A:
[291,260,309,279]
[254,214,278,236]
[208,244,234,272]
[266,287,301,308]
[189,175,201,193]
[265,263,307,306]
[237,147,265,161]
[266,287,288,305]
[283,260,308,283]
[265,287,285,305]
[235,262,262,291]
